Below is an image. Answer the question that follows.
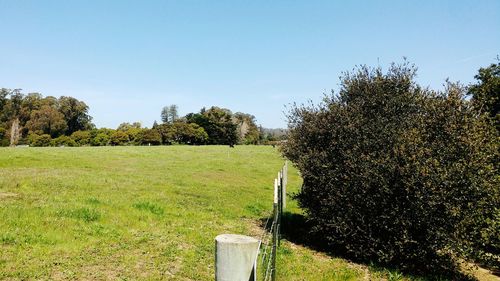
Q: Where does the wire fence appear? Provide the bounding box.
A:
[258,161,287,281]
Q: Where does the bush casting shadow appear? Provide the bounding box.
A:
[278,63,499,281]
[262,211,478,281]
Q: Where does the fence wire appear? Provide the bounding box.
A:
[257,162,287,281]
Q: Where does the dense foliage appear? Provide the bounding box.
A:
[0,89,284,146]
[469,61,500,132]
[0,89,93,145]
[282,63,500,276]
[468,61,500,268]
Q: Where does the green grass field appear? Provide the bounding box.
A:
[0,146,495,280]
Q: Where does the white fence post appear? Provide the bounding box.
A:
[215,234,260,281]
[274,178,278,204]
[282,162,287,209]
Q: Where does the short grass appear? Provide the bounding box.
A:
[0,146,495,280]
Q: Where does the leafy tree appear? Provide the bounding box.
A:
[51,135,77,147]
[91,133,110,146]
[138,129,161,145]
[1,89,23,123]
[183,123,209,144]
[25,105,67,137]
[282,62,499,276]
[71,130,92,146]
[156,122,208,145]
[234,112,260,144]
[169,105,178,122]
[161,106,169,123]
[186,107,238,145]
[0,126,5,140]
[58,96,93,134]
[28,133,52,147]
[0,125,8,146]
[19,93,43,125]
[126,128,144,144]
[110,130,130,145]
[469,60,500,131]
[117,122,141,131]
[0,88,9,112]
[468,60,500,269]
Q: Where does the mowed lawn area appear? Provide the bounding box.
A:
[0,146,494,281]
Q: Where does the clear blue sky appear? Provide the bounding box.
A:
[1,1,499,128]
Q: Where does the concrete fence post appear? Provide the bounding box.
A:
[274,178,278,204]
[215,234,260,281]
[283,162,287,208]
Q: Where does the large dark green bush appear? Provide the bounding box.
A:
[282,63,499,276]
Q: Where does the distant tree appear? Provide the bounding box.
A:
[234,112,260,144]
[28,133,52,147]
[161,104,179,123]
[138,129,161,145]
[91,133,110,146]
[169,105,179,122]
[9,118,21,146]
[71,130,92,146]
[161,106,169,123]
[152,120,159,129]
[259,127,287,143]
[110,130,130,145]
[25,105,67,137]
[1,89,23,122]
[0,128,8,146]
[186,107,238,145]
[181,123,208,144]
[51,135,77,147]
[155,123,173,144]
[0,88,8,112]
[469,60,500,131]
[156,122,208,145]
[58,96,93,134]
[185,112,209,128]
[117,122,141,131]
[127,128,144,144]
[19,93,43,125]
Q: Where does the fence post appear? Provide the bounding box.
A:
[278,171,283,247]
[215,234,260,281]
[283,162,287,209]
[272,177,279,280]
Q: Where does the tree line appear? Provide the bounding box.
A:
[0,90,285,147]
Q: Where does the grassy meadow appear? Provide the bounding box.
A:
[0,146,496,280]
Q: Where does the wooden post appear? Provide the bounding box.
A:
[215,234,260,281]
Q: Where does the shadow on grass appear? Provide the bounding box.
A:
[260,211,479,281]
